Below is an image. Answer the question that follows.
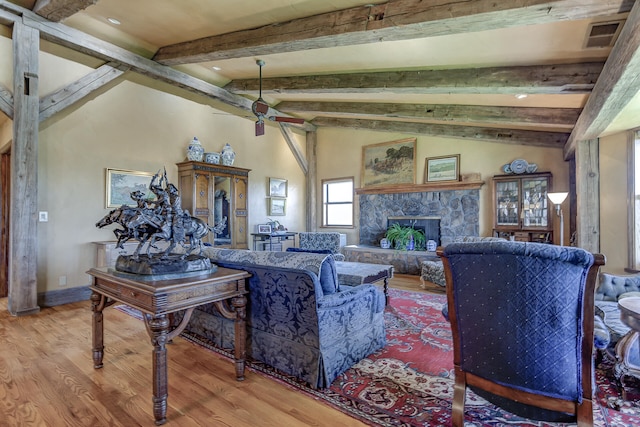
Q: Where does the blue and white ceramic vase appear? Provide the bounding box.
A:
[187,137,204,162]
[427,240,437,251]
[380,238,391,249]
[221,143,235,166]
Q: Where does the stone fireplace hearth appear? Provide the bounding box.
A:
[358,189,480,247]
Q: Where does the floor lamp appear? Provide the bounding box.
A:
[547,192,569,246]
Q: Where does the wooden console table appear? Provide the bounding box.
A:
[251,231,297,251]
[87,266,251,425]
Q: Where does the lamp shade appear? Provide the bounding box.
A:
[547,192,568,205]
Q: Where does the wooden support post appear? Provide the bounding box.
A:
[575,139,600,253]
[306,131,317,232]
[9,22,40,316]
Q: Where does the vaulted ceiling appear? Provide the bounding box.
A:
[3,0,640,159]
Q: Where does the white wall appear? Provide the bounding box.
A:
[599,132,630,274]
[2,34,307,293]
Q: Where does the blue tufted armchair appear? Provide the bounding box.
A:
[438,241,604,426]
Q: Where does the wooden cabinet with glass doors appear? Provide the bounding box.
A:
[177,161,250,248]
[492,172,553,243]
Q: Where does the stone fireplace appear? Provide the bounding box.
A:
[358,189,480,247]
[387,216,441,245]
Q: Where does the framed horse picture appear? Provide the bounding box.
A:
[105,168,155,208]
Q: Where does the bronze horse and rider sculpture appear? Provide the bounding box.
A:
[96,170,217,267]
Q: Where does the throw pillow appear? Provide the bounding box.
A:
[317,255,340,295]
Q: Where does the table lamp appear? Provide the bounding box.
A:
[547,192,569,246]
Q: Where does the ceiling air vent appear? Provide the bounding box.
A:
[584,20,624,49]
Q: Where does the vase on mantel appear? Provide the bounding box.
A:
[187,136,204,162]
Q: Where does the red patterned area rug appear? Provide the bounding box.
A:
[173,289,640,426]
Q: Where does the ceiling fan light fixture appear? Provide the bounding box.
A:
[251,59,304,136]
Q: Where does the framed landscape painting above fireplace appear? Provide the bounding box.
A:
[425,154,460,183]
[361,137,416,188]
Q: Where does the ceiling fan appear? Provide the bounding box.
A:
[251,59,305,136]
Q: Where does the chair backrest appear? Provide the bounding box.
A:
[438,241,604,425]
[299,232,343,253]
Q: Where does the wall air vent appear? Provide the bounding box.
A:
[584,20,624,49]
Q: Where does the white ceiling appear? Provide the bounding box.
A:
[4,0,640,147]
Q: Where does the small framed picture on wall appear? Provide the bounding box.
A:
[268,198,286,216]
[268,177,288,198]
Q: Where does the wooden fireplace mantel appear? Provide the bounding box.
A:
[355,180,484,195]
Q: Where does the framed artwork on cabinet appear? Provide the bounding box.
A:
[268,198,286,216]
[256,224,272,234]
[105,168,155,208]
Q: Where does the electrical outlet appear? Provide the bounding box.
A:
[59,276,67,287]
[39,211,48,222]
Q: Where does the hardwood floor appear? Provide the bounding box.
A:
[0,274,434,426]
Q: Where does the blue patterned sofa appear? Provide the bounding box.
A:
[183,248,386,388]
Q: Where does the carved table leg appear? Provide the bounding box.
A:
[148,315,170,426]
[91,292,105,369]
[383,277,389,306]
[232,295,247,381]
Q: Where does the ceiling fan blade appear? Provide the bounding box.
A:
[255,120,265,136]
[270,116,305,124]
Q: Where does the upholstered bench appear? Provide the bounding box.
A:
[335,261,394,305]
[420,260,446,288]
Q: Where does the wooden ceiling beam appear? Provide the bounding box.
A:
[33,0,97,22]
[225,63,604,95]
[0,83,13,119]
[277,101,581,128]
[564,1,640,159]
[39,62,128,122]
[153,0,633,65]
[0,0,315,132]
[312,117,568,148]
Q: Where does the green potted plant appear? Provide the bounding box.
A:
[384,223,426,250]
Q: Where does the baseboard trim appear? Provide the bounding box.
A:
[38,286,92,307]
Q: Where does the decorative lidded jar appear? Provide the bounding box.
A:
[221,143,236,166]
[187,136,204,162]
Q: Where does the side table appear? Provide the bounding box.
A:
[87,266,251,425]
[617,297,640,397]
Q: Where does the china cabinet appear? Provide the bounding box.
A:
[177,161,250,248]
[492,172,553,243]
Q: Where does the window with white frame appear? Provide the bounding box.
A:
[630,130,640,272]
[322,177,354,227]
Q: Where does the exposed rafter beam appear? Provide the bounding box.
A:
[0,0,315,132]
[33,0,97,22]
[39,62,128,122]
[225,63,604,95]
[564,1,640,159]
[0,83,13,119]
[312,117,568,148]
[277,101,581,129]
[278,123,308,175]
[153,0,634,65]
